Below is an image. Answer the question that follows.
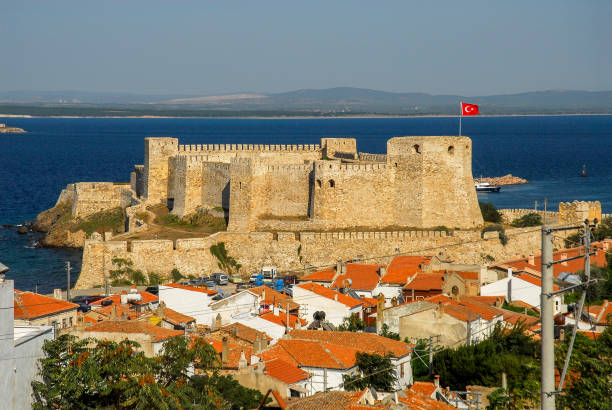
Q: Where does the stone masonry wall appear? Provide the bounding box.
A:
[144,137,179,203]
[558,201,602,224]
[71,182,127,218]
[75,226,566,289]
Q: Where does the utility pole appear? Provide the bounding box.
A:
[428,336,433,376]
[66,261,71,302]
[543,197,547,214]
[534,200,538,211]
[540,225,555,409]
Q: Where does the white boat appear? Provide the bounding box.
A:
[475,182,501,193]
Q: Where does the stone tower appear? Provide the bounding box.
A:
[143,137,179,203]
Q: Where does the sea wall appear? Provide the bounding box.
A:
[499,209,559,224]
[74,226,568,289]
[71,182,132,218]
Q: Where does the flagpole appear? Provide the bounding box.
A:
[459,102,462,136]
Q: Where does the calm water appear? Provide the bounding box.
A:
[1,115,611,292]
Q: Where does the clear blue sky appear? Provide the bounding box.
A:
[1,1,610,96]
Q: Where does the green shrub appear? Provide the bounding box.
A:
[479,202,502,223]
[510,213,542,227]
[171,268,184,283]
[111,278,132,287]
[148,272,163,285]
[482,224,508,246]
[71,207,125,236]
[433,225,451,234]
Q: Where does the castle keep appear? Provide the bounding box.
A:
[135,136,484,231]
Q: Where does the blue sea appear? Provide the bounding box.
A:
[1,115,611,293]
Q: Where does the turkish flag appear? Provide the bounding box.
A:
[461,103,479,116]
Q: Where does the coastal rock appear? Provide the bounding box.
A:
[33,201,72,232]
[17,226,28,234]
[42,228,86,248]
[475,174,528,186]
[0,124,26,133]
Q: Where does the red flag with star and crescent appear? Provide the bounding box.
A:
[461,102,479,116]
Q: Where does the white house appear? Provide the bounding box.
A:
[210,290,260,326]
[158,283,217,325]
[293,282,363,326]
[480,269,564,314]
[1,279,54,410]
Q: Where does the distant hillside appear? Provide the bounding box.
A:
[1,87,612,116]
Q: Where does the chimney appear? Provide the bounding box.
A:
[120,293,128,305]
[157,301,165,319]
[53,289,63,300]
[561,253,568,266]
[238,350,247,369]
[232,325,238,337]
[214,313,222,330]
[559,327,565,341]
[76,314,85,331]
[111,305,118,320]
[273,304,280,316]
[261,334,268,349]
[295,318,302,329]
[507,268,513,279]
[528,254,535,266]
[256,361,265,374]
[378,266,387,277]
[254,334,261,353]
[221,336,229,364]
[391,297,398,307]
[262,288,266,302]
[438,302,444,317]
[434,375,440,388]
[376,293,385,334]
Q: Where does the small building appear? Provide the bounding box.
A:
[71,320,184,356]
[402,272,444,302]
[293,282,363,326]
[158,283,217,325]
[14,290,79,330]
[90,288,159,313]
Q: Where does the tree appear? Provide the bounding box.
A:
[31,334,247,409]
[379,323,400,341]
[342,352,397,391]
[191,375,266,410]
[171,268,183,283]
[479,202,502,223]
[338,315,366,331]
[481,224,508,246]
[510,213,542,227]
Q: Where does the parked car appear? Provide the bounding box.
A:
[203,280,217,288]
[145,286,159,295]
[249,273,262,283]
[228,275,242,284]
[213,272,228,285]
[282,275,298,285]
[70,295,104,305]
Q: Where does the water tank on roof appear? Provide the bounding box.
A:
[126,293,142,303]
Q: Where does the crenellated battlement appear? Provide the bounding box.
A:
[178,143,321,153]
[358,152,387,162]
[266,163,313,172]
[299,230,451,241]
[315,162,388,172]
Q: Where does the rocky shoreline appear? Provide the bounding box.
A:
[475,174,528,186]
[0,124,26,133]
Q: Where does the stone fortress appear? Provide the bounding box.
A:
[136,136,484,231]
[64,135,599,289]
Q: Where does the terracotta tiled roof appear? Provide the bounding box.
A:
[360,297,378,308]
[450,271,479,281]
[90,291,158,306]
[162,307,195,325]
[494,243,608,278]
[500,309,539,326]
[259,339,358,369]
[87,304,143,321]
[249,285,299,310]
[286,389,380,410]
[516,274,560,291]
[301,269,336,282]
[578,330,602,340]
[220,322,267,344]
[13,291,78,320]
[206,337,254,368]
[459,295,505,306]
[587,300,612,324]
[332,263,381,291]
[259,311,307,329]
[409,381,438,397]
[296,283,363,308]
[163,283,218,295]
[403,273,444,291]
[264,358,310,384]
[397,389,455,409]
[382,256,432,284]
[424,295,503,322]
[288,329,413,358]
[84,320,184,342]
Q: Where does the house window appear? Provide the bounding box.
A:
[62,318,67,328]
[400,363,405,378]
[69,317,73,327]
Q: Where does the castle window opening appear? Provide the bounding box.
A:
[317,179,322,188]
[448,146,454,154]
[394,162,398,167]
[413,144,421,154]
[329,179,335,188]
[239,182,242,190]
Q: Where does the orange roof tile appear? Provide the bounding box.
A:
[495,243,608,278]
[332,263,381,291]
[403,273,444,291]
[84,320,184,342]
[249,285,299,310]
[398,389,455,409]
[288,330,413,358]
[409,381,438,397]
[14,291,78,320]
[88,304,143,321]
[450,271,479,281]
[382,255,432,284]
[90,290,158,306]
[259,339,358,369]
[264,358,310,384]
[578,330,602,340]
[220,322,267,344]
[296,283,363,308]
[206,337,254,368]
[162,307,195,325]
[587,300,612,324]
[286,390,380,410]
[459,295,505,306]
[259,311,307,329]
[163,283,218,295]
[301,269,336,282]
